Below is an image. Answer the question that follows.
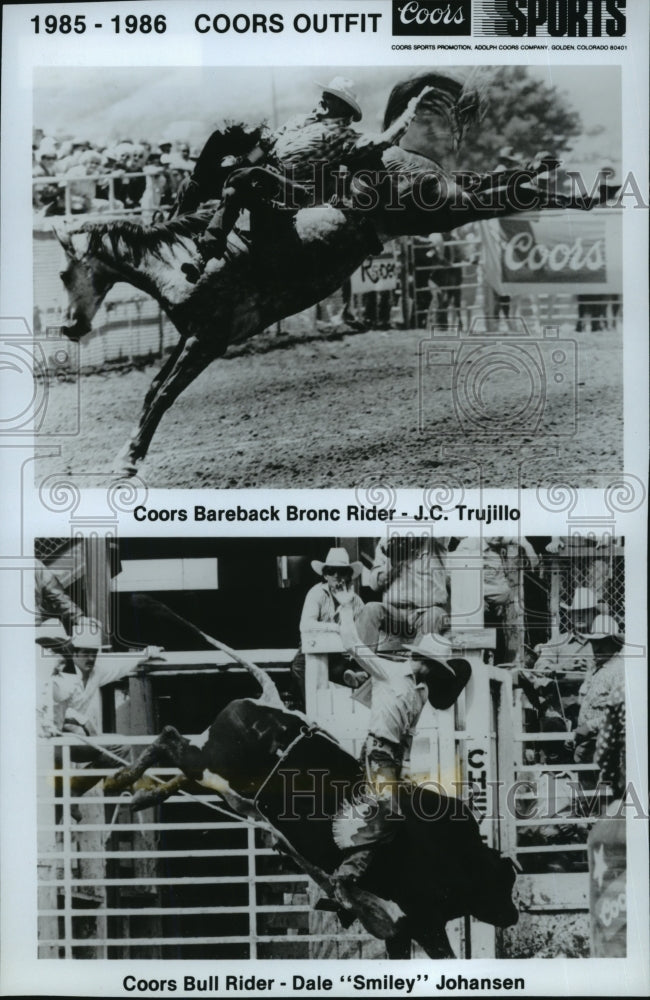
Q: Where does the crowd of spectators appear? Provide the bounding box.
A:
[32,127,198,217]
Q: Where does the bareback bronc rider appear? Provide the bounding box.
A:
[177,76,435,281]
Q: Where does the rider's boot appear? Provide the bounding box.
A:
[181,189,237,283]
[180,228,227,283]
[201,189,238,258]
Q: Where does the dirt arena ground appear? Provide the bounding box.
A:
[36,325,622,490]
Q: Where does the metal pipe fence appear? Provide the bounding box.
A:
[37,734,328,959]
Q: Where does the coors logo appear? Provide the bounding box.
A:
[392,0,472,36]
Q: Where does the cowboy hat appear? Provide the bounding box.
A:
[311,547,362,580]
[68,617,103,650]
[316,77,362,122]
[35,618,68,648]
[404,633,472,710]
[560,587,599,612]
[578,614,623,641]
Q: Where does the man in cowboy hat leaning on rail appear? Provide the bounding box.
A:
[534,587,605,674]
[291,547,368,707]
[46,618,162,802]
[329,596,471,908]
[520,587,607,736]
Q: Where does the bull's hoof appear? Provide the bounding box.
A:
[130,787,166,811]
[103,768,134,795]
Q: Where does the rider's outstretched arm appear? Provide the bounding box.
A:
[351,85,434,156]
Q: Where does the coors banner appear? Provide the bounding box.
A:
[481,211,622,294]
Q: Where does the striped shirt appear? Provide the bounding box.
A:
[271,112,364,184]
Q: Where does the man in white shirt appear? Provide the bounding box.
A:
[53,618,159,800]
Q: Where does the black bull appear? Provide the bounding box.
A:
[109,698,518,955]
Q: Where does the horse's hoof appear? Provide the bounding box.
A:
[112,459,138,478]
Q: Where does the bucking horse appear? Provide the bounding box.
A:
[104,638,518,959]
[54,72,617,476]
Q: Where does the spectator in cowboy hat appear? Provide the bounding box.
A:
[534,587,604,674]
[520,586,605,735]
[290,547,368,706]
[572,615,625,779]
[330,597,471,904]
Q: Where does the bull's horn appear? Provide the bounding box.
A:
[52,225,71,253]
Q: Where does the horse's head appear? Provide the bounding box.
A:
[384,73,481,167]
[54,227,114,340]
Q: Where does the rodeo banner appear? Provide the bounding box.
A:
[0,1,648,999]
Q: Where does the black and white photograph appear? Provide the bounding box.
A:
[35,532,629,960]
[32,63,624,488]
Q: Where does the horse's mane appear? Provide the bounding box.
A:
[74,210,214,266]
